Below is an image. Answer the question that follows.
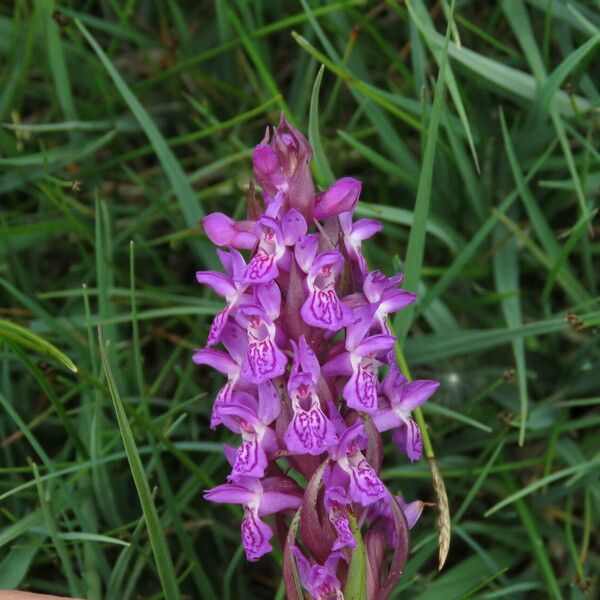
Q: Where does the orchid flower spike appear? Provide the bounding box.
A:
[195,113,439,596]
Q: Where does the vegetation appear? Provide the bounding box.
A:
[0,1,598,598]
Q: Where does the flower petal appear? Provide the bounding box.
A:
[243,337,287,383]
[343,364,378,413]
[392,418,423,461]
[346,456,388,505]
[203,482,255,506]
[257,380,281,425]
[195,270,236,297]
[301,289,352,331]
[202,212,257,249]
[314,177,362,220]
[192,348,237,375]
[241,506,273,561]
[282,209,308,245]
[229,437,268,480]
[295,234,319,273]
[284,398,338,455]
[399,380,439,411]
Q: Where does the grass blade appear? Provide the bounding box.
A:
[98,326,181,600]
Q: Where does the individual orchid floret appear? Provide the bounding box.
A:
[291,547,345,600]
[192,321,247,429]
[323,307,395,413]
[284,337,338,455]
[202,212,257,250]
[205,475,303,561]
[314,177,362,220]
[196,249,250,346]
[363,271,417,335]
[373,363,439,461]
[339,212,382,277]
[330,421,388,506]
[300,250,353,331]
[242,208,307,283]
[219,384,280,480]
[238,284,287,383]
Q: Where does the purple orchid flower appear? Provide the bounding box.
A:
[284,336,338,455]
[219,384,280,480]
[291,547,345,600]
[373,363,439,461]
[329,421,388,506]
[196,249,250,346]
[192,320,247,429]
[205,475,303,561]
[298,249,353,332]
[363,271,417,334]
[237,282,287,384]
[339,211,382,277]
[323,307,396,413]
[195,115,439,594]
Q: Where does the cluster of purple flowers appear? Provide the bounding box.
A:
[195,115,439,598]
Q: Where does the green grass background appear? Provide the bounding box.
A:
[1,1,599,598]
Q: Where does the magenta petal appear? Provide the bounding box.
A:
[241,506,273,561]
[202,213,256,249]
[350,218,383,241]
[399,380,440,410]
[380,289,417,315]
[282,209,308,245]
[345,304,376,351]
[243,337,287,383]
[192,348,237,375]
[243,248,280,283]
[284,399,338,455]
[256,281,282,319]
[322,351,352,377]
[206,306,232,346]
[301,290,352,331]
[257,381,281,424]
[258,488,303,516]
[314,177,362,220]
[397,496,426,529]
[295,234,319,273]
[298,335,320,379]
[195,270,236,297]
[220,322,247,364]
[347,456,388,505]
[355,334,396,357]
[392,418,423,462]
[230,437,268,479]
[203,482,254,506]
[371,406,401,433]
[343,365,378,413]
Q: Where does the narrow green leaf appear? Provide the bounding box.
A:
[395,0,455,340]
[308,65,335,185]
[98,326,181,600]
[75,19,202,232]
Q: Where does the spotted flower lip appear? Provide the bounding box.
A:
[301,251,353,331]
[195,114,438,583]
